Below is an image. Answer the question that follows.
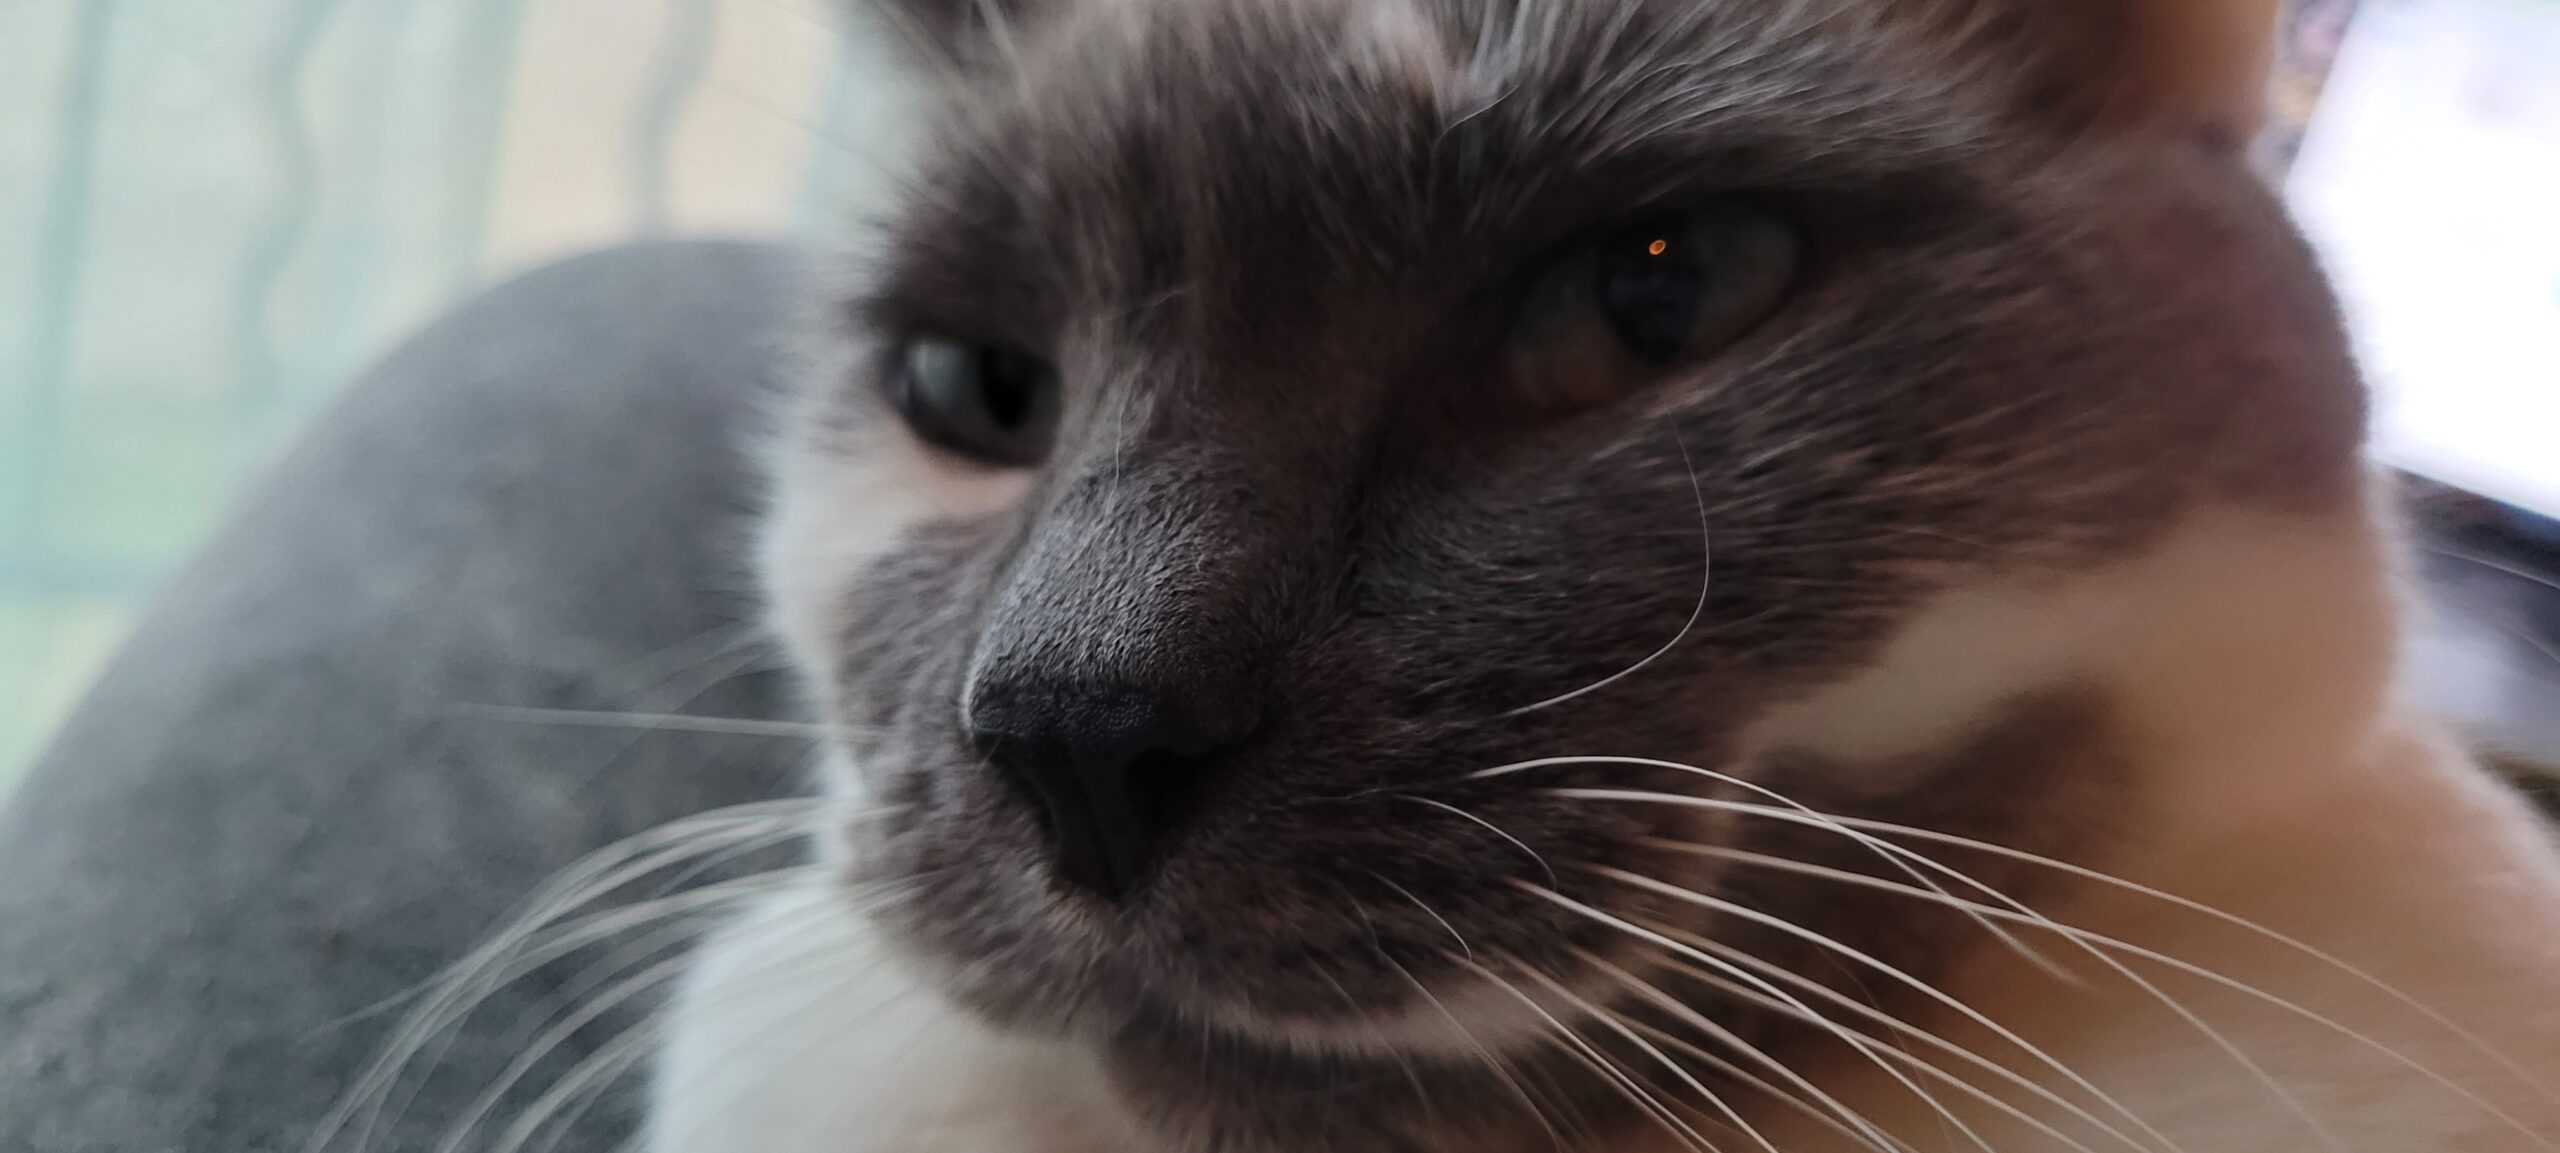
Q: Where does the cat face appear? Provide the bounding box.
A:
[764,0,2362,1146]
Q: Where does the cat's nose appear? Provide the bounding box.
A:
[966,680,1251,903]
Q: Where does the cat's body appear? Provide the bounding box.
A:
[647,0,2560,1148]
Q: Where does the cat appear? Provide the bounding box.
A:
[652,0,2560,1149]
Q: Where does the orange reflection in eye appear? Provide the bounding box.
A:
[1648,239,1670,256]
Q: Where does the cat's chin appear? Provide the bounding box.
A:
[844,870,1560,1072]
[1086,987,1660,1153]
[880,903,1611,1080]
[910,932,1537,1065]
[1144,964,1563,1064]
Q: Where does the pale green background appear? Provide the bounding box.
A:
[1,0,904,785]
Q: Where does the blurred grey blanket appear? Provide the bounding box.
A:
[0,242,813,1153]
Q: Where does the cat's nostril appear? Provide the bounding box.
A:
[967,683,1245,904]
[1126,748,1212,844]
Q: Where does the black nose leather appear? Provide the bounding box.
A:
[967,681,1246,902]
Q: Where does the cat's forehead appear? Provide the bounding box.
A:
[895,0,1998,308]
[979,0,1977,145]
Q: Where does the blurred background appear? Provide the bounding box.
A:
[1,0,911,779]
[1,0,2555,788]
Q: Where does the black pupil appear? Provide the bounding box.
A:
[977,348,1046,431]
[1594,233,1708,365]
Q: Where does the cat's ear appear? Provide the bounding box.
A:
[858,0,1051,66]
[1914,0,2286,145]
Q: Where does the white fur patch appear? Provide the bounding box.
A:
[651,883,1145,1153]
[760,421,1031,734]
[1749,504,2400,797]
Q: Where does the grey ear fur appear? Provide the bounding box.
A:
[859,0,1048,66]
[1893,0,2285,144]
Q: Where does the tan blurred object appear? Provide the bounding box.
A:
[486,0,844,276]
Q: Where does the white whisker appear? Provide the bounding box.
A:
[470,840,838,1085]
[516,898,912,1153]
[1585,851,2257,1153]
[1397,794,1560,888]
[484,802,848,950]
[2423,542,2560,599]
[1519,882,1987,1153]
[1504,426,1713,718]
[501,919,711,1086]
[1472,756,2075,982]
[1313,958,1446,1136]
[542,641,798,778]
[1364,868,1477,961]
[2431,585,2560,678]
[1385,948,1571,1151]
[454,703,843,740]
[310,800,873,1153]
[1548,787,2267,1152]
[523,882,928,1151]
[1578,949,1911,1153]
[1639,923,2150,1153]
[972,0,1031,101]
[1623,1015,1902,1153]
[321,802,834,1035]
[483,1016,668,1153]
[435,954,695,1153]
[1460,954,1728,1153]
[362,867,826,1150]
[336,859,811,1151]
[1517,962,1783,1153]
[388,849,819,1073]
[1640,914,2170,1153]
[1819,811,2560,1119]
[1687,840,2560,1153]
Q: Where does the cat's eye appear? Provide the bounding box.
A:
[893,335,1063,466]
[1516,201,1800,401]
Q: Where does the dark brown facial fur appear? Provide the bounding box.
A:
[788,0,2366,1148]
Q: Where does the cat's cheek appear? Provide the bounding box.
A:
[1742,501,2396,800]
[760,426,1033,711]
